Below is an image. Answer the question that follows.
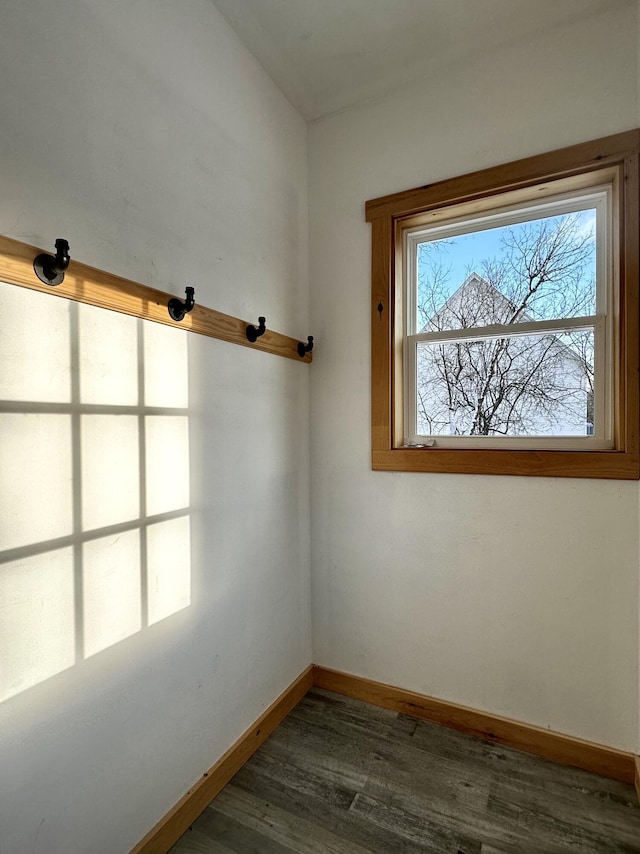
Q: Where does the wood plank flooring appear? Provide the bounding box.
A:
[169,688,640,853]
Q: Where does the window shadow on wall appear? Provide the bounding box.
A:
[0,282,191,703]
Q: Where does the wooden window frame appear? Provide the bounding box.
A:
[366,131,640,478]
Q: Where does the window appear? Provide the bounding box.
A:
[366,131,640,478]
[406,187,608,449]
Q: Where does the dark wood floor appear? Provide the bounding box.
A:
[170,688,640,854]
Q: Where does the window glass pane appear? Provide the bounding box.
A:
[416,330,594,437]
[415,211,596,333]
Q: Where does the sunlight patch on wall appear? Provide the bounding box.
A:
[0,414,73,550]
[79,304,138,405]
[145,416,190,516]
[144,321,188,408]
[83,531,142,657]
[0,548,75,701]
[147,516,191,626]
[82,415,140,530]
[0,279,192,704]
[0,285,71,402]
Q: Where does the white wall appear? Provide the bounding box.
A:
[309,4,640,753]
[1,3,639,850]
[0,2,311,853]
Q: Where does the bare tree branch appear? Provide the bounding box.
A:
[415,213,595,436]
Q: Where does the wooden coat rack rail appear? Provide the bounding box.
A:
[0,234,312,363]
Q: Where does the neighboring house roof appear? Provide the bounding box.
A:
[421,272,584,369]
[420,272,533,332]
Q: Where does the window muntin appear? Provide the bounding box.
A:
[403,187,613,449]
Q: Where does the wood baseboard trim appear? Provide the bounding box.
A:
[312,666,635,785]
[131,664,638,852]
[131,665,314,854]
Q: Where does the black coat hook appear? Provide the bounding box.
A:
[168,287,195,322]
[246,316,266,343]
[297,336,314,358]
[34,238,70,286]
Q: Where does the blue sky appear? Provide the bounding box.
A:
[418,208,597,299]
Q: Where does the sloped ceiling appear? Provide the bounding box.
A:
[212,0,633,121]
